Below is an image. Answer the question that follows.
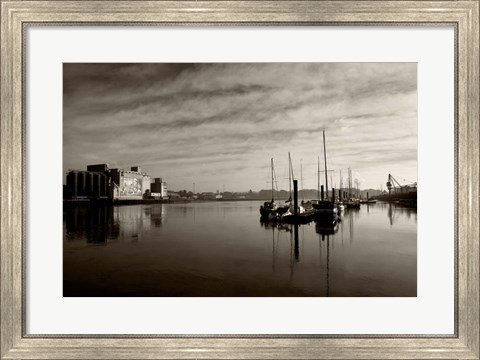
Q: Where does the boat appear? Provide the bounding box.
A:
[259,158,290,219]
[311,199,338,214]
[282,191,318,224]
[280,154,317,224]
[311,130,338,219]
[343,168,361,209]
[260,201,290,219]
[336,203,345,212]
[336,171,346,213]
[282,209,317,224]
[345,199,361,209]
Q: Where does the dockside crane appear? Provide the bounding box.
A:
[386,174,417,194]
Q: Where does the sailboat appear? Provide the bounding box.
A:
[345,167,361,209]
[311,130,338,220]
[281,154,318,224]
[259,158,290,219]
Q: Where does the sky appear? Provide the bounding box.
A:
[63,63,417,193]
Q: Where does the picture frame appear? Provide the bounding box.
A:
[1,0,478,358]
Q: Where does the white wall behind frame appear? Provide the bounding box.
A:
[26,26,454,335]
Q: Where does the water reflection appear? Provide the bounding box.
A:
[143,204,165,228]
[64,205,117,244]
[316,223,333,295]
[64,201,417,297]
[315,219,340,236]
[64,203,166,244]
[255,203,416,297]
[385,202,417,226]
[260,218,336,293]
[260,219,292,232]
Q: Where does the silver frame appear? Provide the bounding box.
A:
[1,1,478,358]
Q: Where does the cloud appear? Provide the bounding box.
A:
[63,63,417,191]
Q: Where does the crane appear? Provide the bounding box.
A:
[386,174,417,194]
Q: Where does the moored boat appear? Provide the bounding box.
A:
[337,202,345,212]
[311,199,338,214]
[260,200,290,218]
[360,199,377,204]
[345,199,361,209]
[312,130,339,221]
[282,208,318,224]
[347,199,360,208]
[259,158,289,219]
[279,155,318,224]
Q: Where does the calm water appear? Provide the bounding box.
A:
[63,201,417,297]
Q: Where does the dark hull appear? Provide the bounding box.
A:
[311,200,336,209]
[311,200,338,218]
[346,201,361,209]
[282,209,318,224]
[259,204,290,218]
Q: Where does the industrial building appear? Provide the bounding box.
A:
[66,169,109,199]
[65,164,166,202]
[110,167,151,200]
[150,178,168,199]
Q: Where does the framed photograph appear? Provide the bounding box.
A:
[1,1,479,358]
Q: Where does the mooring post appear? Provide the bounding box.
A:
[339,189,342,201]
[293,180,298,216]
[321,185,324,201]
[332,188,335,202]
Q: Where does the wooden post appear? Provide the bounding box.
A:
[321,185,324,201]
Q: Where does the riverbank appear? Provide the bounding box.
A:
[63,197,284,207]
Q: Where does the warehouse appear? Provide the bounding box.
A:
[110,166,151,200]
[65,164,152,201]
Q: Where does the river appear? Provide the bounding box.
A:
[63,201,416,297]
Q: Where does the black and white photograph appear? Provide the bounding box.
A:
[63,63,417,297]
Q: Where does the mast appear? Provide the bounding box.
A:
[348,167,352,199]
[288,152,292,202]
[288,152,296,203]
[340,169,343,194]
[317,156,320,199]
[300,159,304,202]
[323,130,329,201]
[271,158,274,202]
[289,153,295,181]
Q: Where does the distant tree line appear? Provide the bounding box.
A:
[169,188,385,201]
